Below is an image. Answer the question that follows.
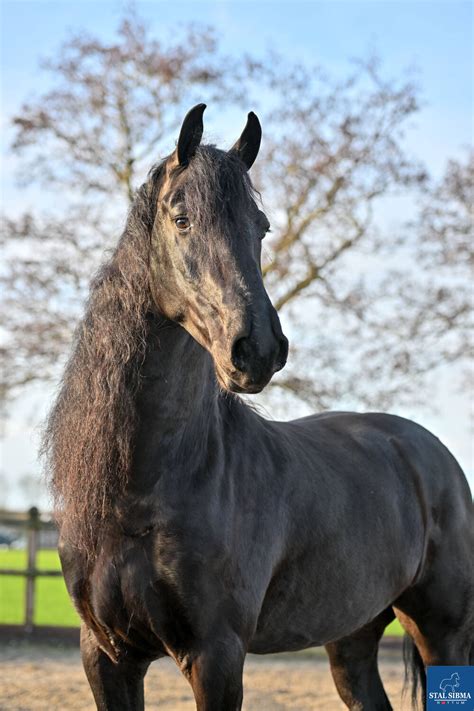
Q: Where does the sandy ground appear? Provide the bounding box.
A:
[0,642,407,710]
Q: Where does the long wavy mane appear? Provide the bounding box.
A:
[42,168,163,557]
[42,146,255,558]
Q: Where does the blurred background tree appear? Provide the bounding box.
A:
[1,10,472,412]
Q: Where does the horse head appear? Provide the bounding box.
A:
[149,104,288,394]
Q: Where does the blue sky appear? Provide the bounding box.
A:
[1,0,472,178]
[1,0,473,506]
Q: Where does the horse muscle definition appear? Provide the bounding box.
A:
[43,105,474,711]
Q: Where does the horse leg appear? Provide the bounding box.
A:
[393,538,473,668]
[325,607,395,711]
[185,632,245,711]
[80,624,151,711]
[394,592,473,666]
[393,535,473,709]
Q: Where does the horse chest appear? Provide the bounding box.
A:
[81,522,239,658]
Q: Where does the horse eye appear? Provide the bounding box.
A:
[174,216,191,231]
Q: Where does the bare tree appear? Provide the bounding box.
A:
[10,15,247,200]
[371,150,473,391]
[1,14,248,399]
[260,146,473,412]
[1,12,471,413]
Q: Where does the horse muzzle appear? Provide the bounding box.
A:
[215,328,288,394]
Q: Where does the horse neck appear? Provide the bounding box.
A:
[130,315,221,488]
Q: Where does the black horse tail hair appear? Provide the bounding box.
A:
[403,635,426,709]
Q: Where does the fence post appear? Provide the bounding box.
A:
[25,506,40,633]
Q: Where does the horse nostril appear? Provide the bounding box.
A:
[231,336,252,373]
[275,336,289,371]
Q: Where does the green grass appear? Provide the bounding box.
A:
[0,548,405,634]
[0,549,80,626]
[385,619,403,637]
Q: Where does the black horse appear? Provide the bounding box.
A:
[44,104,473,710]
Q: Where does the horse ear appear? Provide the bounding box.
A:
[230,112,262,170]
[176,104,206,167]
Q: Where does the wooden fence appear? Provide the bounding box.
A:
[0,507,63,633]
